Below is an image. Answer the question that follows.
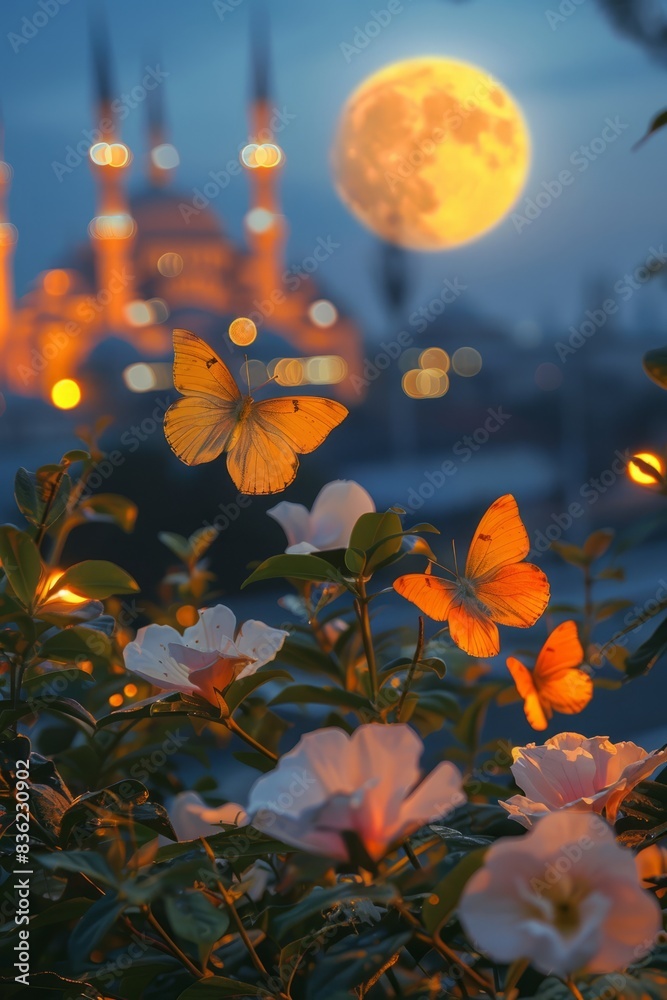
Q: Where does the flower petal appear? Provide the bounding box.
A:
[267,501,311,549]
[309,480,375,551]
[182,605,236,652]
[123,624,194,693]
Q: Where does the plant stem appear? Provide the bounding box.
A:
[225,715,278,762]
[142,905,203,979]
[199,838,272,982]
[396,616,424,722]
[582,564,594,651]
[355,578,378,702]
[34,467,66,551]
[565,977,586,1000]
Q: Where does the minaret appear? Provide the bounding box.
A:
[87,8,136,331]
[0,118,17,382]
[242,6,287,308]
[146,58,179,187]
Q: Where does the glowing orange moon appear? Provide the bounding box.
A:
[331,57,531,251]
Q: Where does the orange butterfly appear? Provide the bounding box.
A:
[393,494,549,658]
[506,620,592,731]
[164,329,348,495]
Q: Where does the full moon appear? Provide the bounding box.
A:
[331,57,531,251]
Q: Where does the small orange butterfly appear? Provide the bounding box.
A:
[393,494,550,658]
[164,330,348,495]
[506,620,593,731]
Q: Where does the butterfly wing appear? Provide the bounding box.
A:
[172,328,241,403]
[506,656,549,730]
[474,564,550,628]
[226,396,348,496]
[164,330,242,466]
[465,494,530,580]
[534,621,592,716]
[393,574,458,621]
[449,600,500,658]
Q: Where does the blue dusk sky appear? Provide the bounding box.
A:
[1,0,666,337]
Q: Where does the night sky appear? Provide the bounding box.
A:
[2,0,667,337]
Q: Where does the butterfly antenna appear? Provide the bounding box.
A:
[244,354,251,394]
[452,539,459,577]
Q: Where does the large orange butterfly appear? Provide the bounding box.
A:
[164,329,348,495]
[506,620,593,731]
[393,494,549,658]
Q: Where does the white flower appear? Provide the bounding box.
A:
[501,733,667,829]
[458,810,662,978]
[123,604,288,705]
[168,791,248,841]
[267,480,375,554]
[246,724,464,863]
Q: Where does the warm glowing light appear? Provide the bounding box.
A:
[89,213,135,240]
[124,363,157,392]
[452,347,482,377]
[309,300,338,328]
[628,452,664,486]
[125,301,153,326]
[305,355,348,384]
[89,142,131,167]
[148,298,170,323]
[157,252,183,277]
[151,143,180,170]
[0,222,18,247]
[245,207,275,233]
[108,693,124,708]
[419,347,450,373]
[332,57,531,250]
[44,569,89,605]
[43,269,70,296]
[229,317,258,346]
[176,605,199,627]
[51,379,81,410]
[241,143,283,168]
[403,367,449,398]
[273,358,305,386]
[123,683,138,697]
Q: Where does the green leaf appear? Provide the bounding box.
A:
[159,531,192,562]
[79,493,138,533]
[68,892,124,966]
[37,850,117,887]
[242,554,348,589]
[14,466,71,530]
[644,347,667,389]
[61,449,90,465]
[39,626,112,668]
[348,511,403,572]
[583,529,614,561]
[422,847,488,933]
[625,616,667,679]
[0,525,43,608]
[188,525,219,562]
[177,979,261,998]
[344,546,366,575]
[165,891,229,946]
[53,560,139,599]
[550,540,587,567]
[634,110,667,151]
[272,882,398,941]
[224,668,293,712]
[270,684,369,711]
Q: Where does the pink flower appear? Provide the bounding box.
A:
[267,480,374,554]
[123,604,288,706]
[246,724,464,863]
[459,811,662,978]
[636,844,667,899]
[501,733,667,829]
[168,791,248,841]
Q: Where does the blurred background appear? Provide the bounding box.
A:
[1,0,666,746]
